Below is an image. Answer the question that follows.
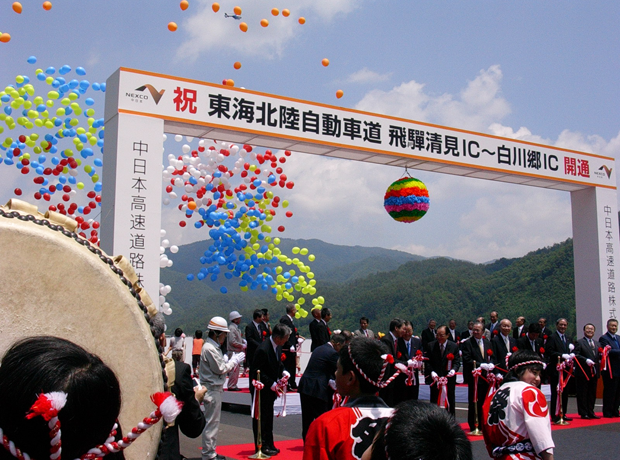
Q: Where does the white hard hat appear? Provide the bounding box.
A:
[208,316,229,332]
[229,311,242,321]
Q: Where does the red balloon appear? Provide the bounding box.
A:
[179,221,187,227]
[18,135,26,143]
[20,167,29,174]
[286,211,293,217]
[279,157,286,163]
[284,150,291,156]
[92,221,100,229]
[43,193,50,201]
[243,145,253,152]
[286,182,294,189]
[166,185,173,193]
[14,188,22,196]
[278,226,285,232]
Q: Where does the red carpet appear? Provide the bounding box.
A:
[217,413,618,460]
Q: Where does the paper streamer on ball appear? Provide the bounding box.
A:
[384,176,430,222]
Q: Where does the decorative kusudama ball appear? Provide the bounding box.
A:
[384,177,430,223]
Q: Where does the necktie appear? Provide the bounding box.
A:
[531,340,536,351]
[407,341,411,357]
[394,339,398,353]
[590,339,595,351]
[478,339,484,356]
[364,330,368,337]
[504,335,510,351]
[441,343,445,356]
[561,334,566,349]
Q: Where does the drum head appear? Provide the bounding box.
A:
[0,200,164,460]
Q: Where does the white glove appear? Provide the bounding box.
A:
[480,363,495,371]
[459,350,463,357]
[447,370,456,377]
[328,379,337,391]
[242,343,247,350]
[271,383,278,392]
[289,346,296,353]
[562,353,571,360]
[586,359,595,366]
[569,343,575,352]
[223,354,229,363]
[282,370,291,379]
[230,352,245,367]
[243,339,247,345]
[297,337,304,344]
[431,371,438,379]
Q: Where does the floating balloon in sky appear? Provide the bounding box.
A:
[212,2,220,13]
[225,79,235,86]
[233,5,242,15]
[384,177,430,223]
[42,1,52,10]
[12,2,22,14]
[233,61,241,70]
[180,0,189,11]
[168,22,178,32]
[239,22,248,32]
[298,17,306,25]
[260,19,269,27]
[336,89,344,99]
[0,33,11,43]
[322,58,330,67]
[282,9,290,17]
[271,8,279,16]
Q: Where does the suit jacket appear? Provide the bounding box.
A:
[492,334,517,373]
[424,340,460,382]
[298,342,339,402]
[516,336,545,359]
[159,361,206,460]
[461,336,494,385]
[400,336,423,361]
[250,338,284,402]
[279,314,298,349]
[461,329,472,341]
[488,322,500,336]
[421,328,436,348]
[545,331,572,376]
[380,333,400,357]
[447,329,461,343]
[599,332,620,377]
[314,321,331,349]
[353,328,375,339]
[309,319,323,351]
[245,321,265,367]
[574,337,601,378]
[513,325,527,339]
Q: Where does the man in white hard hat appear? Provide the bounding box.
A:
[227,311,246,391]
[200,316,246,460]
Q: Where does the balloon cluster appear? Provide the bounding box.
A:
[0,57,106,243]
[162,135,321,317]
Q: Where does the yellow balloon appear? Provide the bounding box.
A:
[308,254,315,261]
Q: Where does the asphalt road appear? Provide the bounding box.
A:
[180,397,620,459]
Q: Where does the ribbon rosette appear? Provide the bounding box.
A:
[281,353,287,362]
[446,353,455,371]
[434,376,449,409]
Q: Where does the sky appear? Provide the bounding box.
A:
[1,0,619,264]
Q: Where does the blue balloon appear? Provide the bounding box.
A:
[76,67,86,76]
[27,56,37,64]
[59,65,72,75]
[187,274,195,281]
[45,67,56,75]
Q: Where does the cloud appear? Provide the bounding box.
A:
[346,67,392,84]
[355,65,511,132]
[176,0,359,61]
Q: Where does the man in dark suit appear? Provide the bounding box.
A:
[308,307,323,351]
[421,319,437,349]
[460,321,474,342]
[261,308,272,339]
[298,332,348,440]
[574,323,601,419]
[313,308,332,350]
[279,304,300,390]
[245,309,265,372]
[461,321,494,432]
[250,323,291,456]
[599,318,620,418]
[425,325,460,416]
[379,318,405,406]
[517,323,545,358]
[491,319,517,374]
[513,316,527,339]
[488,311,499,336]
[545,317,573,421]
[539,317,551,344]
[447,319,460,344]
[392,320,423,405]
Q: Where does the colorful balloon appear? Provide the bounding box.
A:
[225,79,235,86]
[42,1,52,10]
[180,0,189,10]
[383,177,430,223]
[298,17,306,24]
[0,33,11,43]
[12,2,22,14]
[168,22,178,32]
[239,22,248,32]
[271,8,279,16]
[233,5,242,15]
[336,89,344,99]
[322,58,330,67]
[260,19,269,27]
[212,2,220,13]
[233,61,242,70]
[282,9,290,17]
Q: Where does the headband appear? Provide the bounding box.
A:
[509,359,547,372]
[347,345,403,389]
[0,391,182,460]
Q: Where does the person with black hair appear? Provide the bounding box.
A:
[308,307,323,351]
[279,304,301,391]
[425,325,461,416]
[482,350,555,460]
[361,400,473,460]
[299,332,350,440]
[167,327,186,360]
[245,309,265,372]
[303,337,396,460]
[313,307,332,350]
[192,330,204,376]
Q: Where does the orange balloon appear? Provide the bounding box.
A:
[187,201,197,210]
[239,22,248,32]
[298,17,306,24]
[271,8,279,16]
[336,89,344,99]
[212,2,220,12]
[233,5,242,15]
[42,1,52,10]
[226,79,235,87]
[0,33,11,43]
[260,19,269,27]
[233,61,241,70]
[322,58,329,67]
[168,22,178,32]
[180,0,189,11]
[12,2,22,14]
[282,9,290,17]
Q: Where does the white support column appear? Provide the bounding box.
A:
[571,187,620,334]
[100,111,164,303]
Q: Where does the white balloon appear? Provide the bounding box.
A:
[159,246,165,254]
[160,229,167,237]
[162,198,170,205]
[159,295,166,304]
[167,259,173,267]
[169,192,177,199]
[161,239,170,248]
[163,307,172,315]
[186,136,194,142]
[163,134,168,141]
[199,139,205,147]
[170,245,179,253]
[174,134,182,142]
